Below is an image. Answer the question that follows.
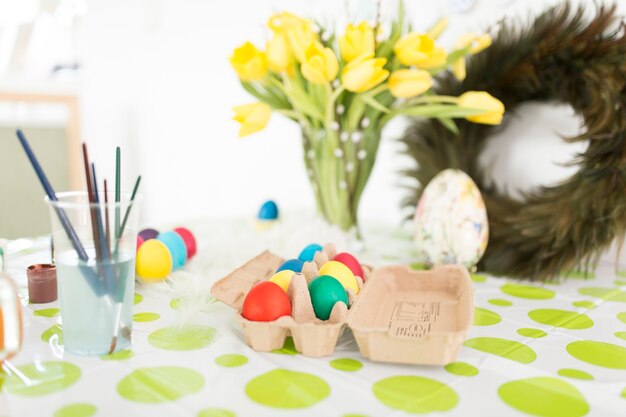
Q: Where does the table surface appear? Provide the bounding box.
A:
[2,218,626,417]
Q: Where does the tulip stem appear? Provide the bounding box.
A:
[324,84,345,129]
[365,84,388,97]
[276,109,303,121]
[408,95,459,105]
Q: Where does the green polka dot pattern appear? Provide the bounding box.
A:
[464,337,537,364]
[517,328,547,338]
[329,358,363,372]
[101,350,134,361]
[566,340,626,369]
[245,369,330,409]
[528,309,593,329]
[34,308,60,317]
[2,361,81,396]
[148,325,216,351]
[444,362,479,377]
[557,368,594,380]
[498,377,589,417]
[133,312,160,322]
[488,299,513,306]
[215,354,248,367]
[117,367,204,403]
[501,284,555,299]
[9,240,626,416]
[197,409,236,417]
[572,301,595,308]
[473,307,502,326]
[53,404,97,417]
[271,337,298,355]
[373,376,458,413]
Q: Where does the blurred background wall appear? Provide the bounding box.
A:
[0,0,621,248]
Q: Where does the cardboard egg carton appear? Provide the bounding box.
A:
[211,244,473,365]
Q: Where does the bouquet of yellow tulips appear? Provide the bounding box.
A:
[230,3,505,232]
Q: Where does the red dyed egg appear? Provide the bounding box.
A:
[136,235,145,251]
[241,281,292,322]
[174,227,197,259]
[333,252,364,280]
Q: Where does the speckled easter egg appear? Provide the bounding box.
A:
[268,270,295,292]
[318,261,359,295]
[414,169,488,268]
[333,252,364,280]
[157,231,187,270]
[241,281,292,322]
[174,227,197,259]
[136,239,173,281]
[298,243,323,262]
[308,275,348,320]
[257,200,279,220]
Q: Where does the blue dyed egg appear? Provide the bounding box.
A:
[157,231,187,270]
[276,259,304,273]
[298,243,323,262]
[257,200,279,220]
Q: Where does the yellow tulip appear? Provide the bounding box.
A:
[458,91,505,125]
[339,22,375,62]
[267,33,292,73]
[342,53,389,93]
[286,21,318,62]
[456,32,492,54]
[232,102,272,137]
[268,11,308,32]
[470,34,492,54]
[267,11,318,62]
[394,32,447,68]
[388,69,433,98]
[453,58,466,81]
[229,42,268,81]
[427,17,448,40]
[301,42,339,84]
[451,33,493,81]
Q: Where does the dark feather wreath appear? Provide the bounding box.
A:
[401,2,626,281]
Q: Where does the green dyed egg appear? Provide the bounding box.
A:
[308,275,348,320]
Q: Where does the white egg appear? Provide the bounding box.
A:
[414,169,488,268]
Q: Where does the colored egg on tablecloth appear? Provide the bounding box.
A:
[257,200,279,220]
[414,169,489,268]
[138,228,159,241]
[308,275,348,320]
[174,227,197,259]
[268,270,295,292]
[136,240,172,281]
[136,235,145,250]
[298,243,323,262]
[276,259,304,273]
[157,231,187,270]
[333,252,364,280]
[319,261,359,295]
[241,281,292,322]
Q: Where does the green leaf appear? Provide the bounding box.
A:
[360,94,391,114]
[446,46,471,65]
[438,117,459,134]
[399,104,485,118]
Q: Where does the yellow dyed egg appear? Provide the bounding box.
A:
[268,270,295,292]
[136,239,173,282]
[318,261,359,295]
